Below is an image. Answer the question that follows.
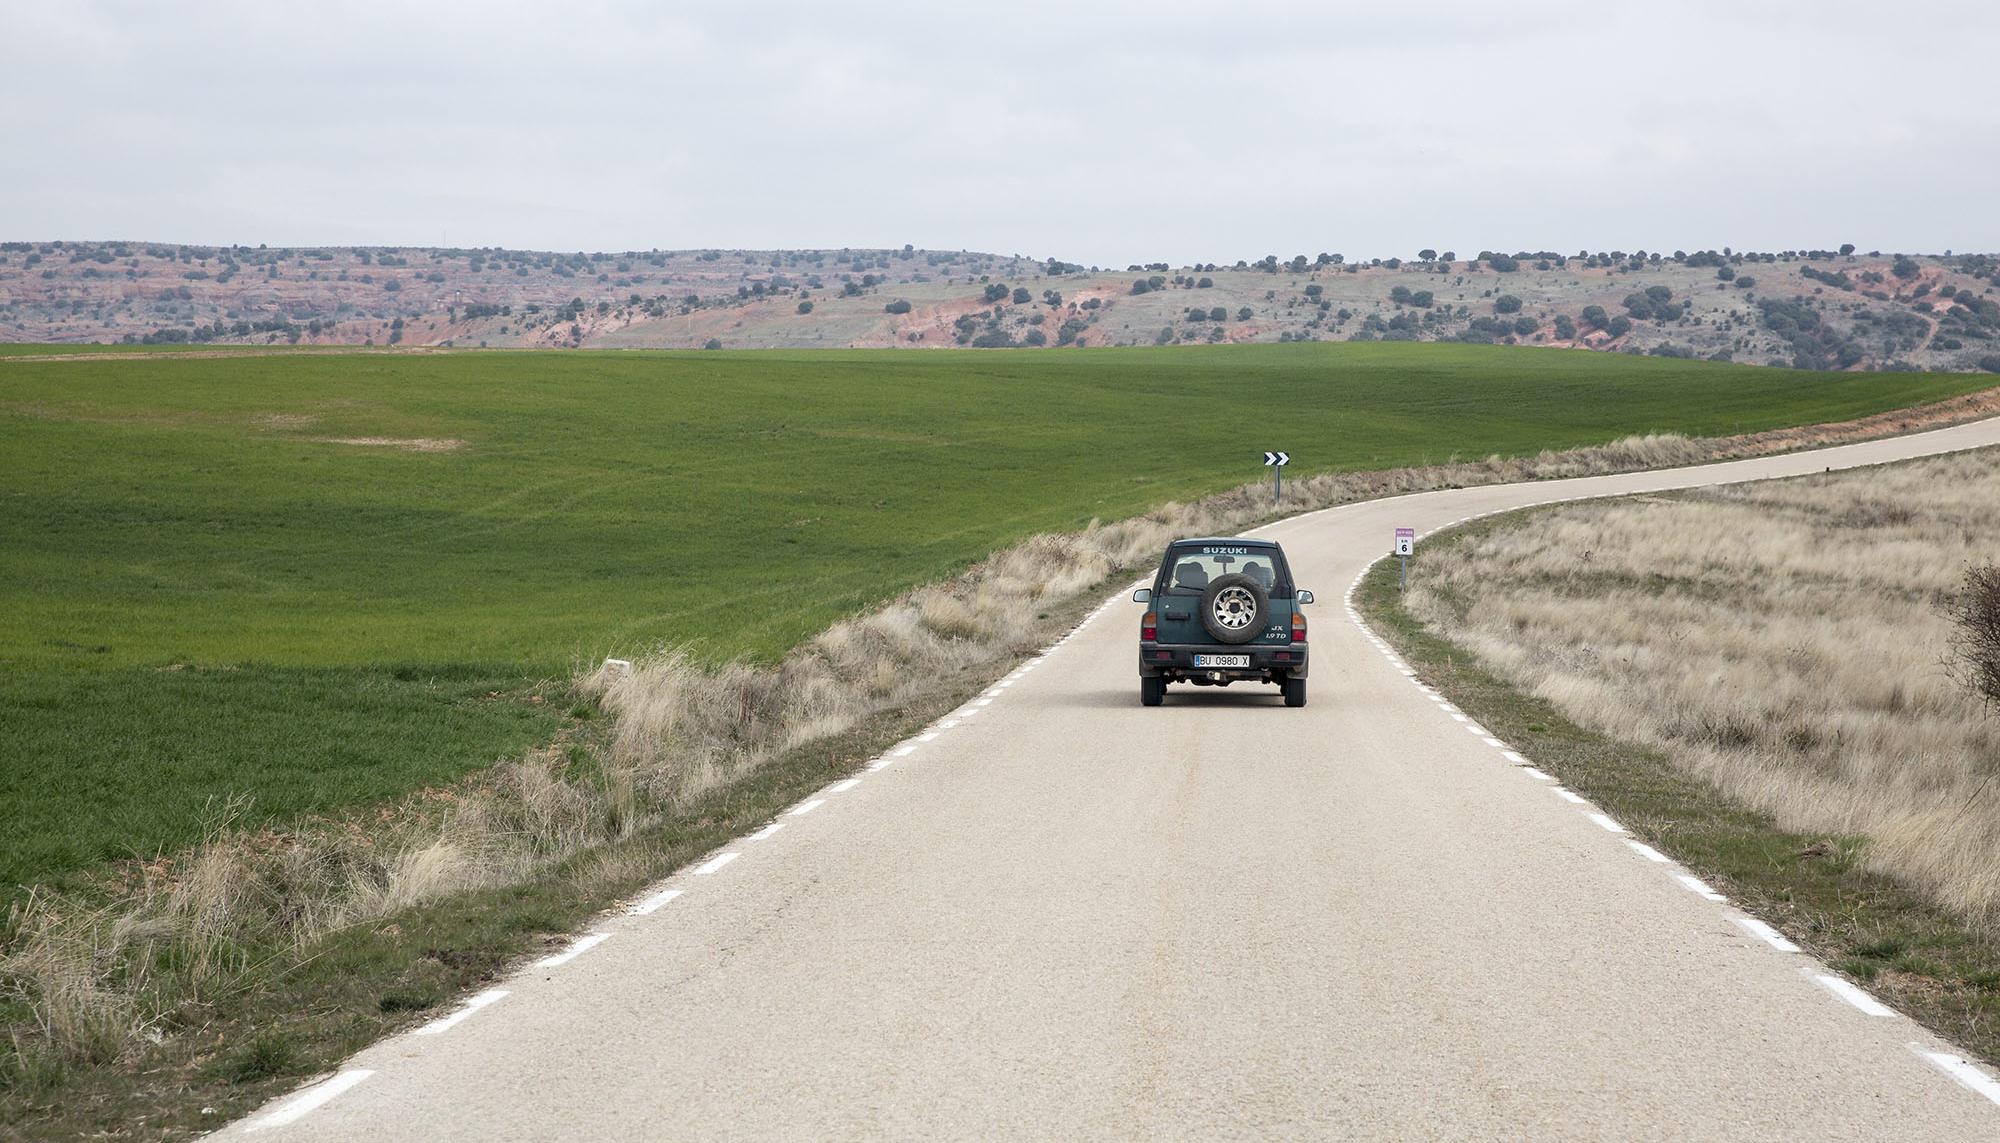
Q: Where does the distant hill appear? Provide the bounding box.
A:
[4,240,1999,372]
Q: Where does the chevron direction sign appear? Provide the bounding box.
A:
[1263,451,1289,466]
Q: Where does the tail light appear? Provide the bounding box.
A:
[1141,612,1158,642]
[1290,610,1307,643]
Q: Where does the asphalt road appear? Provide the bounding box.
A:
[226,419,2000,1140]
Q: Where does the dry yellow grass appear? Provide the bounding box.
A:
[7,394,1997,1070]
[1406,447,2000,928]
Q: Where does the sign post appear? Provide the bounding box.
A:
[1394,527,1416,589]
[1263,451,1289,503]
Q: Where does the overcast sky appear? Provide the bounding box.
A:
[6,1,1997,266]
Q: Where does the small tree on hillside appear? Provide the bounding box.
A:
[1494,294,1522,314]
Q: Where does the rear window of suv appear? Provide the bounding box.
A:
[1160,544,1290,596]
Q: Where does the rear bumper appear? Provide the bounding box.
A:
[1138,642,1307,680]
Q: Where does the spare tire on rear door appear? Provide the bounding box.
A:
[1198,573,1269,645]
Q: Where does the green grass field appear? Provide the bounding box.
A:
[1,342,1988,886]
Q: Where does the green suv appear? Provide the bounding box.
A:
[1133,537,1313,707]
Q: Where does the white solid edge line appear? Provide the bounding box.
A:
[1675,873,1727,901]
[1627,840,1671,863]
[1734,915,1801,953]
[534,931,610,969]
[693,852,739,876]
[789,799,825,816]
[828,778,861,793]
[1587,812,1627,834]
[1814,972,1896,1016]
[1914,1045,2000,1107]
[243,1069,376,1132]
[1554,788,1588,804]
[628,887,683,916]
[413,988,509,1036]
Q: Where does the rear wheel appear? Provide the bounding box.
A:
[1141,675,1166,707]
[1282,675,1306,708]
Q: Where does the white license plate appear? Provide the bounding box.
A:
[1193,654,1251,668]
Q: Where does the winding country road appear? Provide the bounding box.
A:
[226,417,2000,1140]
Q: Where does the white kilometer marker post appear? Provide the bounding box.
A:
[414,988,508,1036]
[1915,1046,2000,1107]
[628,887,683,916]
[535,932,610,969]
[1734,916,1800,953]
[243,1070,376,1132]
[1814,973,1895,1016]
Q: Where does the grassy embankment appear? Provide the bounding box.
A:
[2,342,1989,890]
[1360,446,2000,1064]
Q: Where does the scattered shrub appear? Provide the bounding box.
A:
[1946,564,2000,710]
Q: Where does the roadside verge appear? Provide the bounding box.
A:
[1354,484,2000,1070]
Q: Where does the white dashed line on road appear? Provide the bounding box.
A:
[1915,1046,2000,1107]
[1553,788,1589,804]
[1520,766,1555,781]
[747,821,786,840]
[535,932,610,969]
[1814,972,1895,1016]
[628,887,683,916]
[1733,916,1800,953]
[1587,812,1627,834]
[1625,840,1670,863]
[693,853,739,876]
[1676,873,1727,902]
[789,799,825,817]
[414,988,508,1037]
[243,1070,375,1133]
[828,778,861,794]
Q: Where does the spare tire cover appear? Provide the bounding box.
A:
[1199,573,1269,645]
